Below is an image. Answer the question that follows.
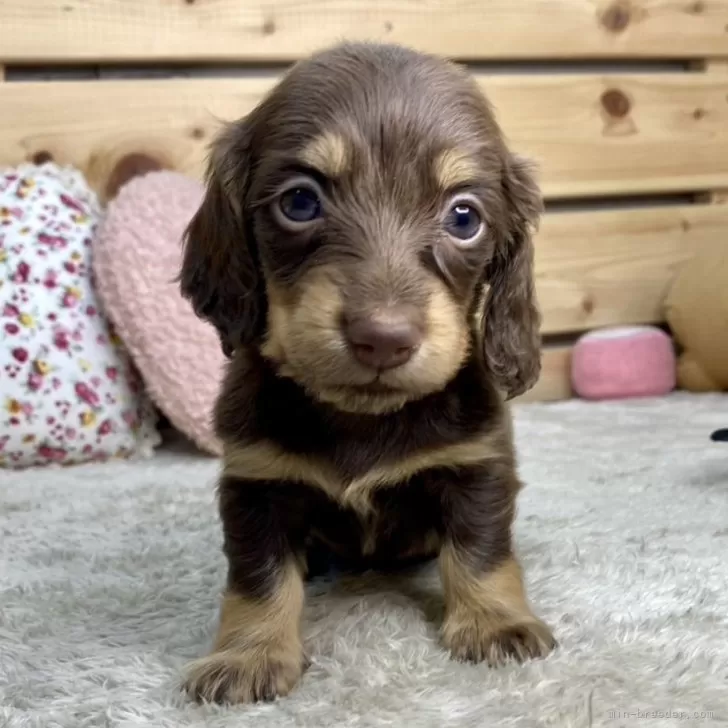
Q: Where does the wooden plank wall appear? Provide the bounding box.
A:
[3,0,728,61]
[2,0,728,404]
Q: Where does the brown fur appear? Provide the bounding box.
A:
[179,41,554,705]
[179,41,542,400]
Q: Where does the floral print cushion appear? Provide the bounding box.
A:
[0,164,161,468]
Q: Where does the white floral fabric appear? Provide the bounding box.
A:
[0,164,160,468]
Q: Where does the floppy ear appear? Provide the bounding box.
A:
[481,153,543,399]
[178,122,264,357]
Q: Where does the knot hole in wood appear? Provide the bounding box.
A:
[601,89,631,118]
[600,2,631,33]
[105,153,164,200]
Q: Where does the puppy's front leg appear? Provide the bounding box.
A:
[440,463,556,666]
[185,478,307,704]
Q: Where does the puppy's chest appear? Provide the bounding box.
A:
[260,419,463,515]
[305,467,445,562]
[277,436,448,515]
[222,361,500,555]
[271,431,459,561]
[227,422,454,556]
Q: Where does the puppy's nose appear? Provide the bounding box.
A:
[345,311,422,370]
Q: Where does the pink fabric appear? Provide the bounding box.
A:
[571,326,676,401]
[92,171,224,456]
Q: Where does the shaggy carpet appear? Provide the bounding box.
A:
[1,393,727,728]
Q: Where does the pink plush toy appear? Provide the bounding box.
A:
[92,171,225,456]
[571,325,676,401]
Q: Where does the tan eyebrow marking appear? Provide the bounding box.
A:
[299,132,350,177]
[433,148,481,189]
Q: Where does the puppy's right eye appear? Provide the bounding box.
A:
[443,196,485,245]
[278,186,322,224]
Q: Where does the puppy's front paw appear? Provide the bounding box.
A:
[442,612,556,667]
[184,643,306,704]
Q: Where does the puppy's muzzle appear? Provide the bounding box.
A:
[343,306,424,371]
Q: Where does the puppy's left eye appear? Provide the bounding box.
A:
[279,186,322,224]
[444,201,484,243]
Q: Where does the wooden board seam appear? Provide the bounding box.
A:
[3,0,728,63]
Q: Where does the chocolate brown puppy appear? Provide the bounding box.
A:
[179,41,556,705]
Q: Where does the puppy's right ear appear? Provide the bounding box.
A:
[179,122,264,357]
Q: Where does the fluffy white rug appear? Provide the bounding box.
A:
[1,393,727,728]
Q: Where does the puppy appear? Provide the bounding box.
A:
[179,41,556,705]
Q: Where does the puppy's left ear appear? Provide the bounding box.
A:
[481,153,543,399]
[178,121,264,357]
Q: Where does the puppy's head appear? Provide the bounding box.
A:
[180,42,542,414]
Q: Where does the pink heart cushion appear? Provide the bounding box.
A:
[0,163,161,468]
[92,171,225,456]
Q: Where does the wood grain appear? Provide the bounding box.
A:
[514,346,573,404]
[701,60,728,204]
[1,73,725,339]
[534,203,728,334]
[1,73,727,200]
[2,0,728,63]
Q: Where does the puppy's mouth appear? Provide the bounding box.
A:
[336,378,402,396]
[317,379,411,415]
[270,352,406,400]
[315,368,404,396]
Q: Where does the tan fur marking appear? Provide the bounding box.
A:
[262,270,410,415]
[317,387,411,415]
[213,563,303,652]
[433,148,481,190]
[262,269,469,416]
[223,441,341,500]
[439,546,555,665]
[261,271,344,371]
[382,279,470,403]
[441,548,530,618]
[339,434,502,515]
[259,285,290,366]
[421,281,471,376]
[299,132,350,177]
[184,561,306,703]
[224,431,502,515]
